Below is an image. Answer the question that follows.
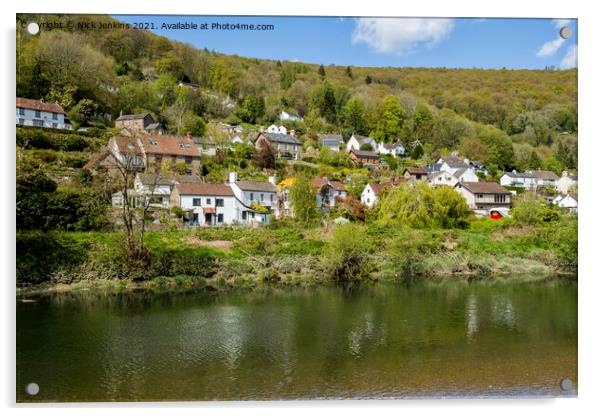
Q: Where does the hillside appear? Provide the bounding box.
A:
[17,13,578,183]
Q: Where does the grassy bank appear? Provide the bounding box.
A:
[16,216,577,292]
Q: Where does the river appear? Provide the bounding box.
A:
[16,279,577,401]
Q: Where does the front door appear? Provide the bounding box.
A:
[204,213,212,225]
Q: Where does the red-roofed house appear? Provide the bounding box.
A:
[16,97,71,130]
[311,177,348,209]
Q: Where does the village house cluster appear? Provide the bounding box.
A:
[17,100,579,225]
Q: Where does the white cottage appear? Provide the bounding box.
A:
[455,182,512,212]
[377,142,405,158]
[361,183,388,208]
[16,97,72,130]
[171,182,238,226]
[228,172,278,223]
[556,171,578,194]
[266,124,288,135]
[346,134,377,152]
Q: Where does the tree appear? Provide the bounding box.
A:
[310,81,337,124]
[289,175,320,226]
[459,137,489,163]
[318,64,326,78]
[339,97,367,136]
[412,102,435,144]
[237,95,265,124]
[346,66,353,79]
[365,75,372,85]
[372,95,406,142]
[255,140,276,169]
[410,143,424,160]
[377,182,471,229]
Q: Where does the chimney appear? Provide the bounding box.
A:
[120,110,123,117]
[229,172,238,183]
[268,175,276,185]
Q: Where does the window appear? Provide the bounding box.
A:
[270,194,274,202]
[206,198,211,205]
[155,155,162,164]
[250,193,254,201]
[18,108,25,115]
[35,110,41,118]
[217,214,224,223]
[33,120,44,127]
[52,113,58,120]
[242,211,247,220]
[185,156,193,164]
[18,118,24,125]
[260,193,264,201]
[52,123,57,129]
[494,194,506,203]
[193,198,201,206]
[216,199,224,207]
[477,194,483,199]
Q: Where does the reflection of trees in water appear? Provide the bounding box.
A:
[466,294,478,340]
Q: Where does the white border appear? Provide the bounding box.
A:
[3,1,600,415]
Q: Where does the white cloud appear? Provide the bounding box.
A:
[560,44,577,69]
[536,37,565,58]
[552,19,572,29]
[351,18,454,55]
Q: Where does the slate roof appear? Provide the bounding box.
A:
[176,182,234,196]
[350,135,375,146]
[440,156,469,169]
[530,170,560,180]
[116,113,151,121]
[137,173,177,186]
[234,180,278,193]
[453,167,468,178]
[459,182,512,194]
[312,178,347,191]
[350,149,379,158]
[16,97,66,114]
[503,171,534,179]
[261,132,302,145]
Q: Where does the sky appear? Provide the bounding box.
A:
[113,15,577,70]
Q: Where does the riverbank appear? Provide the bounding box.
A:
[16,217,577,294]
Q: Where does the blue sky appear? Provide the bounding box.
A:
[114,15,577,70]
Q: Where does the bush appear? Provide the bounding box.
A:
[323,224,372,282]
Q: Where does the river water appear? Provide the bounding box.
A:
[16,279,577,401]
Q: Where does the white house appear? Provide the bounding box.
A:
[556,171,578,194]
[455,182,512,213]
[377,142,405,158]
[228,172,278,222]
[16,97,72,130]
[346,134,377,152]
[500,171,537,189]
[266,124,288,135]
[279,110,303,122]
[428,171,458,187]
[437,156,470,175]
[552,194,578,213]
[171,182,238,226]
[453,167,479,183]
[133,173,176,209]
[529,170,560,188]
[361,183,388,208]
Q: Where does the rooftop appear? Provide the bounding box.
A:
[139,134,200,157]
[459,181,512,194]
[261,132,302,145]
[116,113,152,121]
[234,180,278,193]
[16,97,66,114]
[176,182,234,196]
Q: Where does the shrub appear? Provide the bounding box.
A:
[323,224,372,282]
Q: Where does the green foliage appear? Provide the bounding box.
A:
[371,95,406,142]
[511,193,561,225]
[16,127,95,152]
[323,224,371,282]
[376,183,471,229]
[290,176,321,226]
[339,97,367,136]
[310,81,337,124]
[237,95,265,124]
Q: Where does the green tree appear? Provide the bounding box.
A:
[237,95,265,124]
[310,81,337,124]
[412,102,435,144]
[339,97,367,136]
[318,64,326,78]
[290,175,320,226]
[346,66,353,79]
[372,95,406,142]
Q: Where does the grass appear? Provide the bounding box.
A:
[16,216,577,290]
